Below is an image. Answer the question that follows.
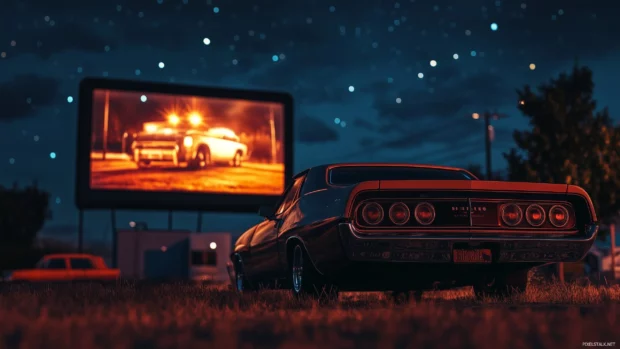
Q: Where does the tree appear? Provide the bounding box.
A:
[0,182,51,271]
[504,65,620,228]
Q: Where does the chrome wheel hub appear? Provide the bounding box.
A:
[235,262,244,291]
[292,246,303,293]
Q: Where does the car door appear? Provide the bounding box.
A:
[69,257,96,281]
[246,174,307,283]
[205,131,226,162]
[42,258,70,282]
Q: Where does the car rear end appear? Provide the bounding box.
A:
[332,176,598,290]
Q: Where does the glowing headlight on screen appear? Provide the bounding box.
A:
[145,124,158,133]
[168,114,180,125]
[183,136,193,147]
[189,112,202,126]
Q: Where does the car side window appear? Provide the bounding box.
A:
[70,258,95,270]
[46,258,67,269]
[276,175,306,216]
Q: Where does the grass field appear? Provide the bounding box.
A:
[0,281,619,349]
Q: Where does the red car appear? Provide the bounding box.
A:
[6,253,120,283]
[230,163,598,300]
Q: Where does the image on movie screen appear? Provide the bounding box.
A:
[89,89,285,196]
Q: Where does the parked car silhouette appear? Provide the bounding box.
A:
[230,163,598,301]
[5,254,120,283]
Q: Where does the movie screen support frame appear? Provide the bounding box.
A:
[76,78,294,213]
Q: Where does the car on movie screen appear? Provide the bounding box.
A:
[131,122,248,169]
[229,163,599,300]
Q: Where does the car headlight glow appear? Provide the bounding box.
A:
[183,136,193,147]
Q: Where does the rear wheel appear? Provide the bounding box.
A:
[473,269,529,299]
[584,254,599,275]
[233,258,253,293]
[136,160,150,169]
[231,151,242,167]
[190,147,210,170]
[290,244,338,301]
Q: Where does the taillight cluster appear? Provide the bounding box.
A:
[500,203,571,228]
[360,202,436,226]
[361,202,384,225]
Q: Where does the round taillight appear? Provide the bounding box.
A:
[414,202,435,225]
[501,203,523,226]
[525,204,546,227]
[361,202,384,225]
[389,202,410,225]
[549,205,569,228]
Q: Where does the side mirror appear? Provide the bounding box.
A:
[258,205,275,219]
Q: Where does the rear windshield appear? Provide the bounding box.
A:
[329,166,474,185]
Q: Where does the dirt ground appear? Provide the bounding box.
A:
[90,157,285,195]
[0,281,618,349]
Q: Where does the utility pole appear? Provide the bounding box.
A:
[102,90,110,160]
[78,209,84,253]
[471,111,507,180]
[269,106,277,164]
[484,112,492,180]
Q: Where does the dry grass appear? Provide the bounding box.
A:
[0,281,619,349]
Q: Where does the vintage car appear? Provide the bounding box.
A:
[229,163,598,300]
[131,124,248,169]
[5,253,120,283]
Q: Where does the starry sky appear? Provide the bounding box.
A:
[1,0,619,243]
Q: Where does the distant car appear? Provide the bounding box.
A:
[5,254,120,283]
[230,163,599,300]
[131,125,248,169]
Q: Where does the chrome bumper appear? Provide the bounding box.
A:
[338,223,598,263]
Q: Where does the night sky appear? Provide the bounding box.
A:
[1,0,619,243]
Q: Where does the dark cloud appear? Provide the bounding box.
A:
[374,72,509,123]
[294,86,350,105]
[0,75,60,122]
[343,71,513,158]
[352,118,378,130]
[1,20,114,59]
[359,137,376,147]
[297,116,339,143]
[118,19,197,51]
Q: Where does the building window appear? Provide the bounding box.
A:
[191,250,217,266]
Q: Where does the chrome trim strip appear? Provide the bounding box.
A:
[467,197,473,227]
[341,223,597,243]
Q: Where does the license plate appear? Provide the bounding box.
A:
[453,249,492,263]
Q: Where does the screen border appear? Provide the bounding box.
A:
[75,77,294,212]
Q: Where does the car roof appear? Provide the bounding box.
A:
[293,163,470,178]
[44,253,98,259]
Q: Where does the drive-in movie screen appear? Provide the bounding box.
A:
[89,88,286,197]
